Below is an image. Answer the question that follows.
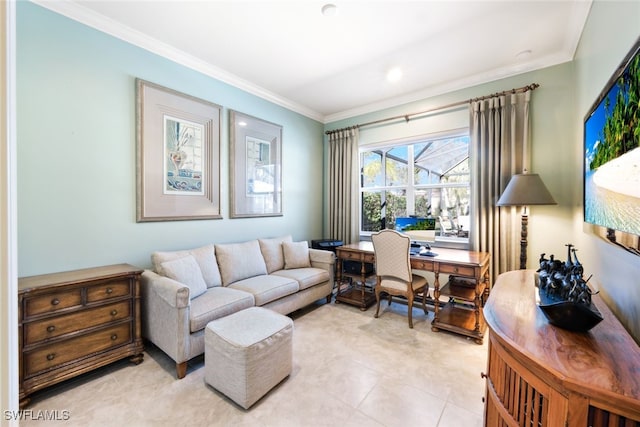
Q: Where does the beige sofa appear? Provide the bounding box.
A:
[140,235,335,378]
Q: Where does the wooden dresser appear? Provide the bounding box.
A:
[483,270,640,426]
[18,264,144,408]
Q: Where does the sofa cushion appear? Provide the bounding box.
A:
[282,241,311,269]
[160,255,208,299]
[271,268,330,291]
[258,235,293,273]
[215,240,268,286]
[152,244,222,288]
[189,287,255,332]
[228,275,299,306]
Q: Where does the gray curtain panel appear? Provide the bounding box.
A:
[328,127,360,245]
[470,91,532,281]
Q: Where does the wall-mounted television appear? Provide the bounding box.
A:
[584,37,640,236]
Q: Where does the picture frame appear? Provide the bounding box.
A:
[136,79,222,222]
[229,110,282,218]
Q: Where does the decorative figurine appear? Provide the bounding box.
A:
[535,244,603,332]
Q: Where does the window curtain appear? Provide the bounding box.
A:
[469,91,532,282]
[328,127,360,245]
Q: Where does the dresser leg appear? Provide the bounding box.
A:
[130,353,144,365]
[19,397,30,409]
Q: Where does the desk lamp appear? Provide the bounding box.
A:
[497,173,556,269]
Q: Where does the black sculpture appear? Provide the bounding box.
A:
[535,244,603,332]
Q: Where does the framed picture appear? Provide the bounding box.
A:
[230,110,282,217]
[136,79,222,222]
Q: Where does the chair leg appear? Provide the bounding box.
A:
[374,286,382,319]
[407,293,414,328]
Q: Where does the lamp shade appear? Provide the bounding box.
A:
[496,173,557,206]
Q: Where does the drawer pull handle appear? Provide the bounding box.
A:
[110,310,118,316]
[46,353,55,361]
[106,288,113,294]
[111,334,118,341]
[51,298,60,306]
[453,267,459,273]
[46,325,56,333]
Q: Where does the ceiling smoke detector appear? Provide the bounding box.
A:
[321,4,337,16]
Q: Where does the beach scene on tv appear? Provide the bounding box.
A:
[584,50,640,236]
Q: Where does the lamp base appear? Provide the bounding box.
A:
[519,213,528,270]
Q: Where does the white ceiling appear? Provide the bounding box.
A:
[35,0,592,123]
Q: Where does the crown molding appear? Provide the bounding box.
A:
[324,50,574,124]
[29,0,591,126]
[31,0,325,123]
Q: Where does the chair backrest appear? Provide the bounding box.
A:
[371,230,412,282]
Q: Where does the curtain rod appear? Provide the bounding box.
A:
[325,83,539,135]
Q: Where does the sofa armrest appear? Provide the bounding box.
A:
[140,270,194,366]
[309,248,335,265]
[309,248,336,286]
[141,270,190,309]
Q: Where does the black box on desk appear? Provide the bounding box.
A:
[311,239,343,252]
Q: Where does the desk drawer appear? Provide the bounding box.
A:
[86,280,130,303]
[340,251,366,262]
[24,301,130,345]
[411,259,435,270]
[439,264,475,277]
[24,322,131,377]
[24,289,82,318]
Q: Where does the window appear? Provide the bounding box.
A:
[360,131,470,245]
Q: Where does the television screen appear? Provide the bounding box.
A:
[395,217,435,232]
[584,37,640,236]
[395,217,436,243]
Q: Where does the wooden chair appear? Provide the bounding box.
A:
[371,230,429,328]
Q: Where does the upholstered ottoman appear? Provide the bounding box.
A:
[204,307,293,409]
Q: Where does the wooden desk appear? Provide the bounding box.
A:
[335,242,490,343]
[483,270,640,426]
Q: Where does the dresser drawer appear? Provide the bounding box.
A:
[438,264,475,277]
[24,322,132,377]
[86,280,130,303]
[24,301,131,346]
[24,289,82,318]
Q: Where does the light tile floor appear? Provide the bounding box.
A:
[20,300,488,427]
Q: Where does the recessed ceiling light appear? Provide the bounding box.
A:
[321,4,337,16]
[386,67,403,83]
[238,121,247,127]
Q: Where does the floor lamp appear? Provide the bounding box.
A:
[496,173,557,269]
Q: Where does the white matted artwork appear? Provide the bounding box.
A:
[230,110,282,218]
[136,79,222,222]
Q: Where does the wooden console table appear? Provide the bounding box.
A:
[483,270,640,426]
[335,242,490,343]
[18,264,144,408]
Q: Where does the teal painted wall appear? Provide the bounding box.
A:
[573,0,640,340]
[17,2,324,276]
